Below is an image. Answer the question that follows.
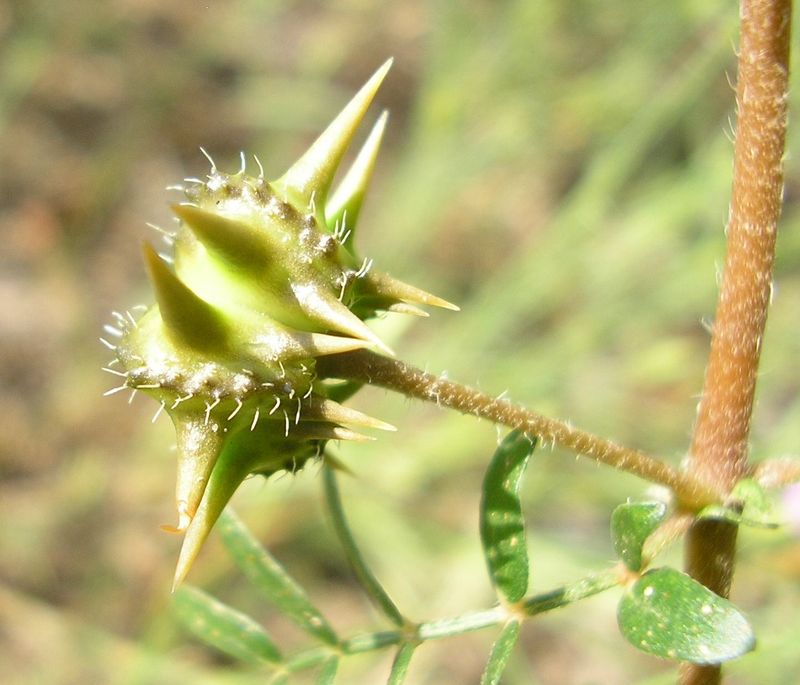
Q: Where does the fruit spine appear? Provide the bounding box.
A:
[102,60,457,587]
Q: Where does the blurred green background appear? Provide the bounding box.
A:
[1,1,799,683]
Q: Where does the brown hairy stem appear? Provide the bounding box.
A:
[752,456,800,488]
[318,350,720,509]
[681,1,792,683]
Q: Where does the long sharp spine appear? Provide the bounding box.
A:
[142,243,229,349]
[365,270,460,312]
[273,59,393,215]
[294,285,394,356]
[171,204,270,269]
[326,110,389,244]
[304,396,396,431]
[170,413,226,534]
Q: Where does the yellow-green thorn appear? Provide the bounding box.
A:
[304,396,396,431]
[172,448,251,590]
[294,284,395,356]
[326,109,389,241]
[387,302,430,317]
[170,412,226,533]
[273,59,393,213]
[142,243,230,350]
[171,204,271,269]
[294,423,374,443]
[365,270,460,312]
[249,329,372,363]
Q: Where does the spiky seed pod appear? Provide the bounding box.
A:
[103,60,458,587]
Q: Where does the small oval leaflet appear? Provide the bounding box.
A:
[611,501,667,571]
[480,430,536,603]
[480,620,521,685]
[387,642,417,685]
[617,567,755,664]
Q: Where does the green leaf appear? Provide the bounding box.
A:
[480,620,521,685]
[172,585,281,665]
[323,465,404,627]
[698,479,778,529]
[480,430,536,603]
[218,509,339,646]
[387,642,417,685]
[617,567,755,664]
[733,478,776,523]
[611,501,667,571]
[317,656,338,684]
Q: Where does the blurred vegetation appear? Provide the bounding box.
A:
[1,1,799,683]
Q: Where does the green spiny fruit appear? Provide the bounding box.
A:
[102,60,457,588]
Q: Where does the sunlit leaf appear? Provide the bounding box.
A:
[480,620,521,685]
[617,567,755,664]
[611,501,667,571]
[480,431,536,603]
[172,585,281,665]
[218,509,338,646]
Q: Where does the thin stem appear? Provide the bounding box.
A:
[322,464,406,628]
[318,351,720,510]
[682,1,792,684]
[521,569,621,615]
[416,606,508,641]
[275,569,622,676]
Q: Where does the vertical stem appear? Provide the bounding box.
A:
[681,1,792,684]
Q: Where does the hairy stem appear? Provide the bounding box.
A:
[752,456,800,488]
[318,351,720,509]
[681,1,792,683]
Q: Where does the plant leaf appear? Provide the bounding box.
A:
[387,642,417,685]
[698,479,778,529]
[480,620,521,685]
[218,509,339,646]
[611,501,667,571]
[172,584,281,665]
[317,656,338,684]
[480,430,536,603]
[617,567,755,664]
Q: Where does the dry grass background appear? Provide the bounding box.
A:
[1,1,799,683]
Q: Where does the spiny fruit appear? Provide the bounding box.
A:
[102,60,457,588]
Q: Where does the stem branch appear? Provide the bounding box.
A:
[278,569,621,676]
[318,351,720,509]
[681,1,792,683]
